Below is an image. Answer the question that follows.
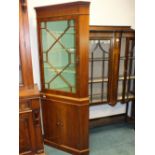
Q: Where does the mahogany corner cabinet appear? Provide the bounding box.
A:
[35,2,90,155]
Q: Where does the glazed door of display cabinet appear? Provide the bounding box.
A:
[117,34,135,102]
[39,18,78,96]
[89,32,121,105]
[89,39,112,105]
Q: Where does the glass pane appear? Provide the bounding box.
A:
[104,61,109,78]
[127,59,135,76]
[41,20,76,93]
[42,29,55,52]
[89,40,110,59]
[89,39,110,79]
[102,82,108,101]
[91,84,108,103]
[125,79,134,99]
[92,83,101,95]
[117,81,123,100]
[117,38,135,101]
[43,63,57,84]
[120,38,126,57]
[119,60,125,77]
[89,39,110,104]
[129,79,135,93]
[93,61,102,78]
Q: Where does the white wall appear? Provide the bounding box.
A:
[27,0,134,119]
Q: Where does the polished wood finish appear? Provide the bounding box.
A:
[108,32,121,105]
[36,2,90,155]
[19,98,44,154]
[19,0,44,154]
[19,111,35,154]
[19,94,44,155]
[42,97,89,154]
[19,85,44,154]
[35,2,89,18]
[19,0,33,88]
[90,26,133,32]
[20,84,40,98]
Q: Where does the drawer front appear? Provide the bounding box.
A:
[19,99,31,112]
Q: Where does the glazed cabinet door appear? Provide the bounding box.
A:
[89,31,121,105]
[19,112,34,154]
[39,19,78,96]
[117,34,135,102]
[89,38,112,105]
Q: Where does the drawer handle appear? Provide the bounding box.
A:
[42,94,46,98]
[60,122,63,127]
[56,122,60,126]
[56,122,63,127]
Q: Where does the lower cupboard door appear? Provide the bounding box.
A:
[41,99,62,144]
[19,112,34,154]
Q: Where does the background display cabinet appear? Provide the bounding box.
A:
[19,0,44,154]
[35,2,90,155]
[89,26,135,106]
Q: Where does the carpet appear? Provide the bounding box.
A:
[44,123,135,155]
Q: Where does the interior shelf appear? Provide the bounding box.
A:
[90,93,134,105]
[89,75,135,83]
[44,66,76,74]
[89,77,108,83]
[120,56,135,60]
[89,58,109,61]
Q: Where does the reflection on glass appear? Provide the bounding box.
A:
[89,39,111,103]
[117,38,135,100]
[41,20,76,93]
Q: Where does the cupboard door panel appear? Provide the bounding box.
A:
[42,99,61,144]
[60,102,89,150]
[19,112,34,154]
[118,37,135,102]
[60,103,79,148]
